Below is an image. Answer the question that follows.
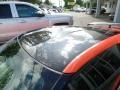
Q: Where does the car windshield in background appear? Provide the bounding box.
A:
[18,27,109,72]
[0,39,60,90]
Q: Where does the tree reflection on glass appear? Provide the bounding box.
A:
[21,31,51,46]
[0,40,20,90]
[0,41,20,58]
[0,68,13,90]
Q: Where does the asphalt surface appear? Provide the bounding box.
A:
[68,12,112,27]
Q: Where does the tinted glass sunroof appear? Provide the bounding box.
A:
[19,26,108,72]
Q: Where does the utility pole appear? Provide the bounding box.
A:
[59,0,60,6]
[95,0,101,17]
[114,0,120,23]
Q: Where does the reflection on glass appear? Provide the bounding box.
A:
[0,41,20,58]
[0,39,60,90]
[21,31,51,46]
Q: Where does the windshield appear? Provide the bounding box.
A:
[0,39,60,90]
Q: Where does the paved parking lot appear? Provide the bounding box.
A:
[69,12,112,27]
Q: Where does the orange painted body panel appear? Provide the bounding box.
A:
[63,34,120,74]
[112,75,120,90]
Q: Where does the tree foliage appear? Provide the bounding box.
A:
[76,0,83,6]
[68,0,74,2]
[64,0,68,8]
[44,0,51,5]
[64,0,75,9]
[20,0,42,4]
[64,0,84,8]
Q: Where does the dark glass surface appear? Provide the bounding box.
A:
[0,39,60,90]
[19,26,108,72]
[82,45,120,89]
[65,45,120,90]
[65,75,91,90]
[0,4,12,18]
[16,4,38,17]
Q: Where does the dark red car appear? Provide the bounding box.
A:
[0,26,120,90]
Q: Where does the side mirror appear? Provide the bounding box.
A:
[35,11,45,17]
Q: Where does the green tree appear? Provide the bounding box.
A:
[69,0,74,2]
[64,0,68,8]
[20,0,42,4]
[76,0,83,6]
[44,0,51,5]
[64,0,75,9]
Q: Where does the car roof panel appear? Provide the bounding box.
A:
[19,26,109,72]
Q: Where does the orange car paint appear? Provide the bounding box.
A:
[112,75,120,90]
[63,34,120,74]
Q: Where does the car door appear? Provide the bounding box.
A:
[0,4,19,43]
[15,4,49,33]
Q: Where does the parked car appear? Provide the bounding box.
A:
[0,1,73,43]
[80,7,86,12]
[41,8,50,14]
[0,26,120,90]
[109,12,115,20]
[87,7,106,14]
[73,7,86,12]
[87,22,120,32]
[48,9,59,13]
[87,22,120,35]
